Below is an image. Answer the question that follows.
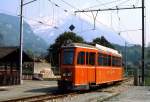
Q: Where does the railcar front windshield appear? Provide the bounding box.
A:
[63,49,74,65]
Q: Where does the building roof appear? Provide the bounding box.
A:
[62,43,97,49]
[0,46,18,59]
[0,46,33,62]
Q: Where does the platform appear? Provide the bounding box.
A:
[0,80,57,102]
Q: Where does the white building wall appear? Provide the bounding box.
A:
[33,62,58,78]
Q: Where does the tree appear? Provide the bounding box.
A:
[46,31,84,66]
[92,36,115,49]
[146,47,150,60]
[0,33,3,46]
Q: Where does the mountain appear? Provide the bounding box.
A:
[0,13,48,55]
[114,44,141,65]
[34,15,125,45]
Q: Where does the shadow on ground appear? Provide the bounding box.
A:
[24,87,59,94]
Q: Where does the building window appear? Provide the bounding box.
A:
[77,51,85,65]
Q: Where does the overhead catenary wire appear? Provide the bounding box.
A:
[59,0,112,29]
[82,0,124,10]
[47,0,69,13]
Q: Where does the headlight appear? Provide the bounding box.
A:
[63,73,67,76]
[67,72,72,76]
[62,72,72,77]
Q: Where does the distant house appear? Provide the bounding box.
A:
[23,59,59,80]
[0,47,33,86]
[33,61,59,79]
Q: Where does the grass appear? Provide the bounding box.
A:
[145,77,150,86]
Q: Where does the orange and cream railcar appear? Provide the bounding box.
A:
[58,43,123,90]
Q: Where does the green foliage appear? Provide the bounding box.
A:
[146,47,150,59]
[0,33,3,45]
[114,44,141,66]
[93,36,115,49]
[47,31,84,66]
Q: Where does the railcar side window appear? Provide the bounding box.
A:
[89,52,95,65]
[108,55,111,66]
[77,52,85,65]
[98,53,103,65]
[112,56,116,66]
[112,56,122,67]
[86,52,89,65]
[63,50,74,65]
[86,52,96,65]
[117,58,122,67]
[98,54,112,66]
[103,55,108,66]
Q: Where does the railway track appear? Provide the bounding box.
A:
[2,92,78,102]
[2,77,133,102]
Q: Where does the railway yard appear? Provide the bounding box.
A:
[0,78,134,102]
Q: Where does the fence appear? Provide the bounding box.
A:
[0,62,20,86]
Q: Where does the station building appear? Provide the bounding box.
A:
[0,47,59,86]
[0,47,33,86]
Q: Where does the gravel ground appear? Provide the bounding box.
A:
[44,78,133,102]
[44,92,116,102]
[0,78,134,102]
[104,86,150,102]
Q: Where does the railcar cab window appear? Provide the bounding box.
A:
[63,49,74,65]
[86,52,95,65]
[77,51,85,65]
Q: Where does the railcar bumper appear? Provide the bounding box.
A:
[58,80,89,90]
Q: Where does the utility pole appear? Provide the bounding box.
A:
[19,0,23,84]
[125,41,127,76]
[141,0,145,85]
[19,0,38,84]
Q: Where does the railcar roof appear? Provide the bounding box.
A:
[62,43,97,49]
[62,43,122,57]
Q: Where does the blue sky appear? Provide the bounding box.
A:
[0,0,149,46]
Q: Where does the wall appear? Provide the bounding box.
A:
[34,62,58,79]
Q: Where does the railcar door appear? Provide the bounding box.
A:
[86,52,96,84]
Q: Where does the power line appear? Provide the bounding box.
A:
[47,0,68,13]
[75,6,142,13]
[59,0,110,29]
[23,0,39,6]
[82,0,126,10]
[75,5,142,32]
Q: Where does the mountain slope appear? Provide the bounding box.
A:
[34,15,125,45]
[0,13,48,54]
[114,44,141,64]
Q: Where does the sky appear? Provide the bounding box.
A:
[0,0,149,46]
